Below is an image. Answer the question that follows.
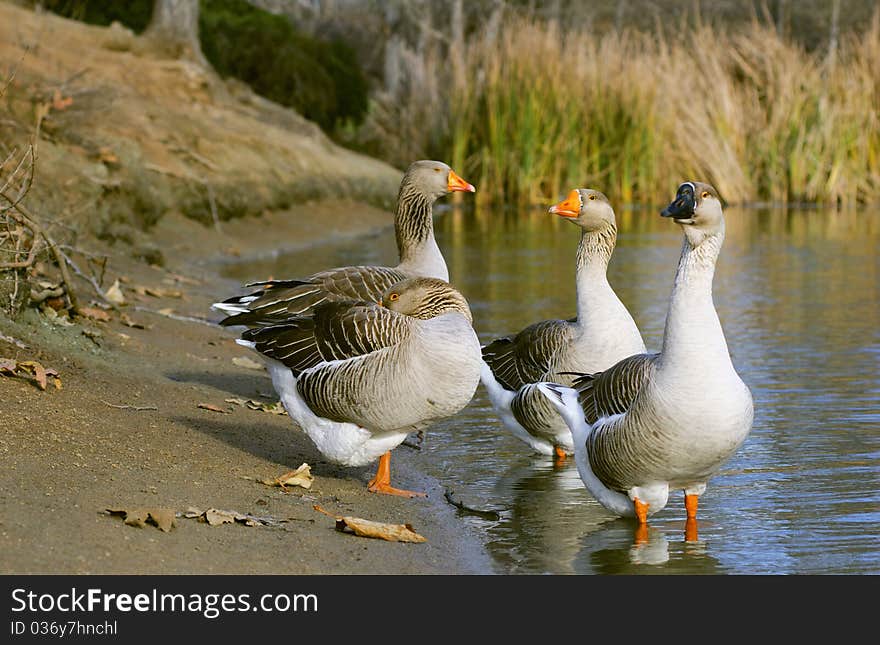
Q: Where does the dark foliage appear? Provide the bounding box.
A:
[41,0,369,132]
[200,0,367,131]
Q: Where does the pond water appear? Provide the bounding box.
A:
[223,203,880,574]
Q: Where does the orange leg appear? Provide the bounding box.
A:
[633,497,649,525]
[553,445,568,467]
[685,517,699,543]
[367,451,426,498]
[685,494,699,520]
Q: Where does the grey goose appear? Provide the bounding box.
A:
[481,189,645,462]
[213,160,475,327]
[237,277,482,497]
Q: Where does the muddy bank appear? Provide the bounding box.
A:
[0,198,495,574]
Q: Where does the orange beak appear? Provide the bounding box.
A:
[447,169,476,193]
[377,299,383,307]
[549,189,581,218]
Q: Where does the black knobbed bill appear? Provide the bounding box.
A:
[661,182,696,220]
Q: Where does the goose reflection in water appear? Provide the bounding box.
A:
[573,519,723,574]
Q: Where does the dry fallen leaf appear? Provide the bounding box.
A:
[78,307,112,322]
[313,505,426,543]
[225,397,286,415]
[119,313,147,329]
[232,356,264,370]
[51,89,74,111]
[259,464,313,490]
[204,508,237,526]
[17,361,47,391]
[192,508,268,527]
[105,280,126,305]
[106,508,176,532]
[157,307,175,316]
[197,402,228,414]
[1,359,61,390]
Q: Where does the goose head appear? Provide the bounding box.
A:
[379,277,473,324]
[661,181,724,245]
[404,160,475,201]
[549,189,616,233]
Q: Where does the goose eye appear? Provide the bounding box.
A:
[588,194,596,201]
[701,191,710,199]
[434,168,442,173]
[389,293,399,302]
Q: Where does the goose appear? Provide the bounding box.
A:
[480,189,645,462]
[539,182,754,534]
[213,160,475,327]
[237,277,482,497]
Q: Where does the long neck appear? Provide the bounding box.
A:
[394,183,448,280]
[659,227,729,369]
[574,224,617,324]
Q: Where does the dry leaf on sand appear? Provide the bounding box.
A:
[119,313,147,329]
[106,508,176,532]
[232,356,264,370]
[105,280,126,305]
[2,359,61,390]
[186,507,269,527]
[197,402,228,413]
[225,397,286,415]
[256,464,313,490]
[78,307,112,322]
[313,505,426,543]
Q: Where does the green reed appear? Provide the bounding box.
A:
[381,13,880,207]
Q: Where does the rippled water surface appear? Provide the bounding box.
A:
[225,204,880,574]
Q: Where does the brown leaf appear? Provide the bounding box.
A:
[259,463,313,490]
[232,356,264,370]
[198,403,228,414]
[313,505,426,543]
[225,397,286,415]
[18,361,47,390]
[204,508,237,526]
[198,508,268,527]
[51,89,73,111]
[78,307,112,322]
[119,313,147,329]
[106,508,176,532]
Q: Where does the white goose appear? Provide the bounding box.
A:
[213,160,475,327]
[237,277,482,497]
[481,189,645,461]
[540,182,753,532]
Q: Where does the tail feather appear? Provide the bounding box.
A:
[536,381,588,446]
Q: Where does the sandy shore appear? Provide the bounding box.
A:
[0,201,495,574]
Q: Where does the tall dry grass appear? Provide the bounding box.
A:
[362,12,880,207]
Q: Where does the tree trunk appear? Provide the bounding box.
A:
[144,0,208,65]
[828,0,841,70]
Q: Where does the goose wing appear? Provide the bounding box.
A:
[482,319,575,391]
[217,266,409,327]
[571,352,659,424]
[240,300,414,376]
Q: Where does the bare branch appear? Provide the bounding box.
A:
[0,192,80,312]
